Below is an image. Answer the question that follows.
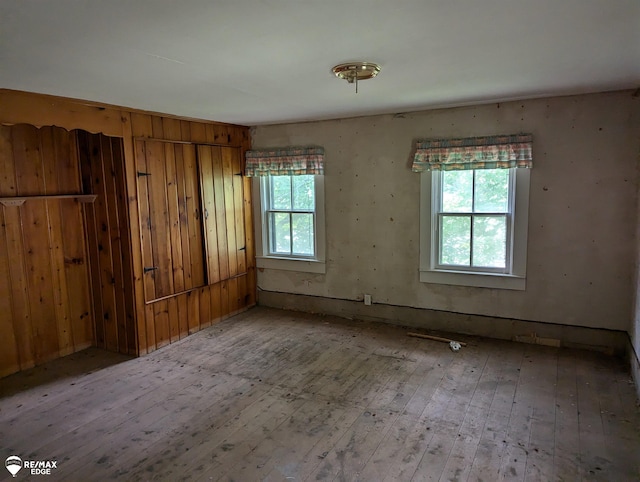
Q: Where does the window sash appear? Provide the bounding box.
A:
[433,168,515,274]
[267,210,316,257]
[264,175,317,258]
[436,213,511,272]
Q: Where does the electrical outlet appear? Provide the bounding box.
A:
[364,294,372,306]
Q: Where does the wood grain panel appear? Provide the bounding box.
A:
[1,92,254,361]
[111,134,137,355]
[174,146,193,290]
[153,299,170,349]
[79,134,105,349]
[13,126,59,365]
[187,290,200,335]
[162,118,182,142]
[176,295,188,340]
[165,144,185,294]
[136,140,206,302]
[209,282,222,325]
[0,127,17,197]
[78,130,135,357]
[131,114,156,354]
[135,140,156,301]
[0,125,103,375]
[189,123,207,144]
[198,146,221,284]
[40,128,74,356]
[232,149,247,275]
[181,144,205,288]
[53,128,93,351]
[151,116,164,139]
[168,297,179,343]
[103,136,129,354]
[199,287,211,329]
[120,113,145,356]
[88,133,119,351]
[243,174,256,306]
[126,120,254,352]
[211,147,230,280]
[3,203,35,370]
[0,89,125,137]
[13,124,45,195]
[0,128,35,371]
[0,208,20,376]
[222,148,238,277]
[146,141,174,298]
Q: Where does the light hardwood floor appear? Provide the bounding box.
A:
[0,307,638,481]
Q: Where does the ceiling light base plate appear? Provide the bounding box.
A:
[332,62,381,86]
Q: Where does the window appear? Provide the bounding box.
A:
[266,175,315,257]
[246,146,325,274]
[253,175,325,273]
[414,134,532,290]
[436,168,511,272]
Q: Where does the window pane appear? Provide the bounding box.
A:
[473,216,507,268]
[440,216,471,265]
[270,212,291,254]
[475,169,509,213]
[442,170,473,212]
[271,176,291,210]
[292,213,314,255]
[292,175,315,210]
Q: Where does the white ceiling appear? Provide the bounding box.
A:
[1,1,638,126]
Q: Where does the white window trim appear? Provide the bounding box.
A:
[252,175,326,274]
[419,168,530,290]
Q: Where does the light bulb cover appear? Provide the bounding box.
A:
[332,62,381,84]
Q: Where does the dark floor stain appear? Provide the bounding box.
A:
[316,462,332,480]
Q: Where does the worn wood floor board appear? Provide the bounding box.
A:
[0,307,638,482]
[50,371,251,478]
[408,350,488,481]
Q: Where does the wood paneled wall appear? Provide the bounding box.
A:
[0,125,93,376]
[0,89,256,372]
[129,114,255,354]
[77,131,136,356]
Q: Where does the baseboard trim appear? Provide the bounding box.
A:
[258,291,628,356]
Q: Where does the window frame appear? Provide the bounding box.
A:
[253,174,326,274]
[420,167,530,290]
[265,175,316,258]
[434,168,514,273]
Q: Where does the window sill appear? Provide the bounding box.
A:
[256,256,326,274]
[420,269,525,290]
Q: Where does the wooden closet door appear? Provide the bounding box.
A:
[136,140,204,301]
[198,145,246,285]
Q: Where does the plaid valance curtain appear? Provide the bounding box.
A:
[412,134,533,172]
[245,146,324,177]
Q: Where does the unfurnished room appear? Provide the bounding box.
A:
[0,1,639,481]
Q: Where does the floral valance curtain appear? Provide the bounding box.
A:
[412,134,533,172]
[245,146,324,177]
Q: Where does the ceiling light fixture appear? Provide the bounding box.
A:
[332,62,381,93]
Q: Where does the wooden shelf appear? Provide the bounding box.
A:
[0,194,97,207]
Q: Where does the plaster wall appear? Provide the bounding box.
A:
[251,91,639,332]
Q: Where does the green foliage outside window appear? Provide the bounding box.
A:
[269,175,315,256]
[439,169,509,269]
